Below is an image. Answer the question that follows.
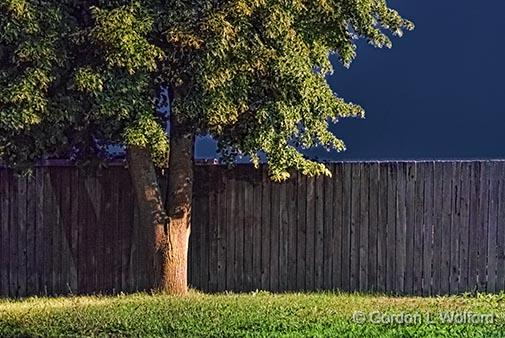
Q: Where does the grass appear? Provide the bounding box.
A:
[1,291,505,337]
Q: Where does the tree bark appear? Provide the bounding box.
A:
[162,112,194,295]
[126,145,167,289]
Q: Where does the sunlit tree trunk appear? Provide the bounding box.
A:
[161,110,194,294]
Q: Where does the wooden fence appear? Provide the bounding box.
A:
[1,161,505,297]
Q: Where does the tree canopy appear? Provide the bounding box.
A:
[0,0,413,179]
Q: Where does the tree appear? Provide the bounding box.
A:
[0,0,413,294]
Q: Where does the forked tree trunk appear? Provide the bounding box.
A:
[126,112,194,294]
[162,115,194,294]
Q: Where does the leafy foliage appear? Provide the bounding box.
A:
[0,0,413,179]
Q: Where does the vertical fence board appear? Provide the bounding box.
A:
[0,169,9,296]
[122,170,134,292]
[199,168,210,291]
[377,163,388,293]
[405,162,416,294]
[468,162,480,291]
[487,162,499,293]
[70,168,79,293]
[99,173,110,293]
[396,162,407,294]
[244,171,255,291]
[88,174,99,292]
[332,164,343,290]
[26,174,36,295]
[359,164,369,291]
[252,170,263,289]
[496,162,505,291]
[368,162,379,292]
[287,172,298,291]
[295,173,306,290]
[277,178,288,291]
[323,170,334,290]
[261,167,271,290]
[305,177,315,290]
[440,163,454,294]
[208,167,219,292]
[458,163,471,293]
[17,175,27,297]
[43,168,55,295]
[449,163,461,294]
[111,169,121,293]
[315,176,324,290]
[60,169,72,294]
[9,171,18,297]
[341,164,352,291]
[270,180,280,292]
[274,180,284,291]
[413,162,424,295]
[478,162,490,291]
[35,168,44,294]
[350,163,361,291]
[386,162,397,292]
[422,162,434,295]
[224,171,235,291]
[216,169,226,292]
[432,163,444,294]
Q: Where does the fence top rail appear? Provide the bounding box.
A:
[1,158,505,168]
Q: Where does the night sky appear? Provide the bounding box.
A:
[196,1,505,161]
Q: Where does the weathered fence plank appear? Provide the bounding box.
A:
[323,172,334,290]
[216,168,226,292]
[386,162,397,293]
[458,162,471,293]
[287,172,298,291]
[332,164,343,290]
[405,162,415,294]
[296,173,306,290]
[422,162,434,295]
[368,162,379,292]
[487,162,500,293]
[315,176,324,290]
[497,163,505,291]
[1,169,9,296]
[413,162,424,295]
[477,162,490,291]
[341,163,352,291]
[359,164,369,292]
[208,166,219,292]
[252,169,263,290]
[377,163,388,293]
[306,176,316,291]
[396,162,407,294]
[350,163,361,291]
[261,167,271,290]
[468,163,480,291]
[449,162,461,294]
[270,178,280,292]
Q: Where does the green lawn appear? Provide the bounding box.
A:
[1,291,505,337]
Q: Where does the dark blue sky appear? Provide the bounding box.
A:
[196,1,505,161]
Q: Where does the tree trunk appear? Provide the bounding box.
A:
[126,145,167,289]
[126,101,194,295]
[162,112,194,295]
